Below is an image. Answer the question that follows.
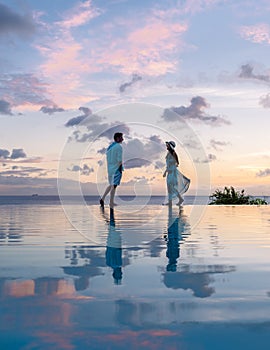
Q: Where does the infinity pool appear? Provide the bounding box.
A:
[0,204,270,349]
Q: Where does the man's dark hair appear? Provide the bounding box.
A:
[114,132,123,141]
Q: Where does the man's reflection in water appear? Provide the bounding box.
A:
[164,206,187,272]
[105,208,123,285]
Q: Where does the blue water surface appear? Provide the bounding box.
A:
[0,201,270,349]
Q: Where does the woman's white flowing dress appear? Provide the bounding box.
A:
[166,152,190,201]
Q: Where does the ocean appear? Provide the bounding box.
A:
[0,194,268,206]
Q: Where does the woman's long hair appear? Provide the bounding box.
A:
[167,146,179,165]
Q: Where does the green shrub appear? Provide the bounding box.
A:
[248,198,268,205]
[209,186,267,205]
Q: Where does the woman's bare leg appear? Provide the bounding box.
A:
[176,194,184,205]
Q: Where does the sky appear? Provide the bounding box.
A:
[0,0,270,196]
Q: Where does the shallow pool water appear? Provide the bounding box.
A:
[0,204,270,349]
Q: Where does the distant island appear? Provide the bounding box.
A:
[209,187,268,205]
[31,194,39,197]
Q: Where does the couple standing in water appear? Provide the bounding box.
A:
[100,132,190,208]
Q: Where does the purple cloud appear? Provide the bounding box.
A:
[122,136,164,169]
[0,99,13,115]
[1,166,45,176]
[194,153,217,163]
[154,160,165,169]
[0,73,53,109]
[256,168,270,177]
[97,147,107,155]
[119,73,142,93]
[210,139,230,151]
[40,105,65,115]
[162,96,230,126]
[71,120,130,142]
[65,106,93,127]
[68,164,94,176]
[10,149,27,159]
[0,148,27,160]
[0,149,10,158]
[124,158,151,169]
[97,135,165,170]
[259,93,270,108]
[239,64,270,82]
[0,3,36,37]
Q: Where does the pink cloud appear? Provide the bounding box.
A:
[35,11,188,106]
[34,3,190,106]
[38,40,87,76]
[96,21,188,76]
[36,35,93,104]
[128,22,186,46]
[58,0,100,29]
[240,23,270,44]
[0,73,52,108]
[35,1,101,107]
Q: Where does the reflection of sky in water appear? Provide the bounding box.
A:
[1,204,270,348]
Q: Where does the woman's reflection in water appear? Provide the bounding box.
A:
[105,208,123,285]
[163,207,235,298]
[164,205,188,272]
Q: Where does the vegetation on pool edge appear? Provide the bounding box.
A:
[209,186,268,205]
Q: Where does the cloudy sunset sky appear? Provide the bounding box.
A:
[0,0,270,196]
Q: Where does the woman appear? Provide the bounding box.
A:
[163,141,190,206]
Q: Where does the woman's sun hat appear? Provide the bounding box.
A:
[166,141,176,149]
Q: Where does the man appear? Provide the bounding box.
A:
[100,132,124,208]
